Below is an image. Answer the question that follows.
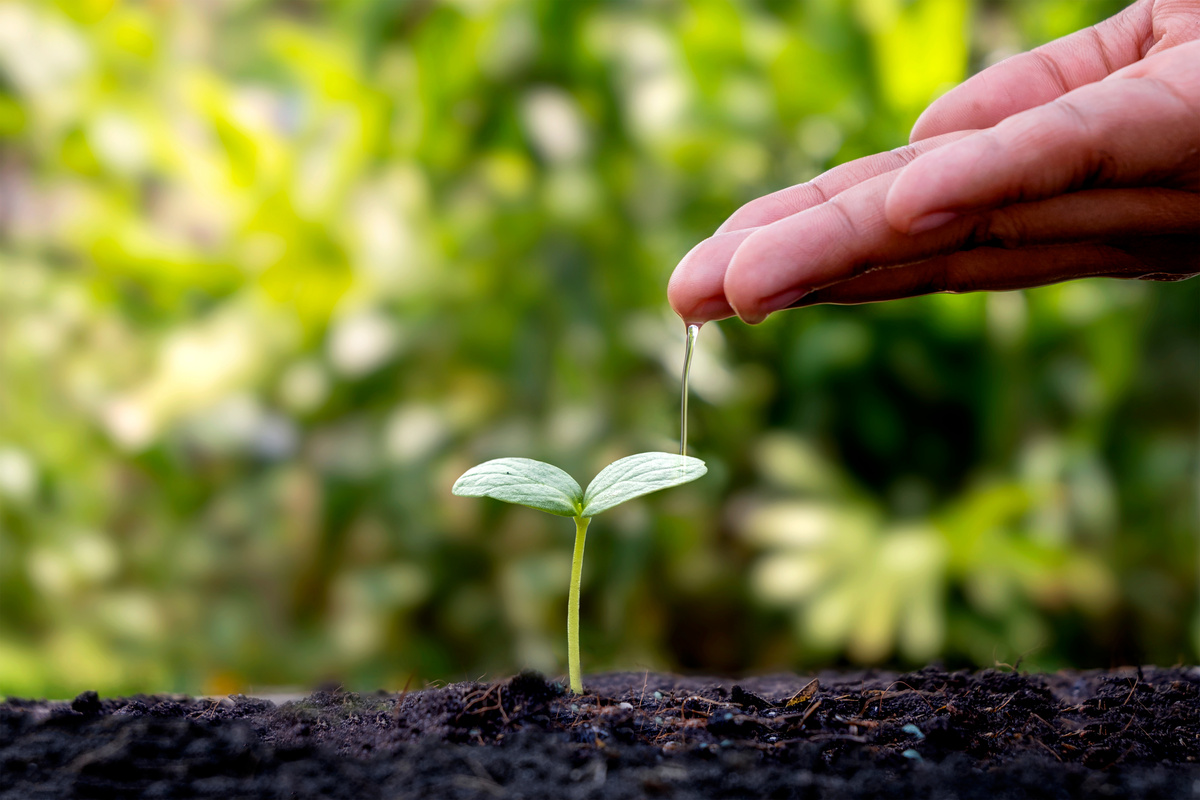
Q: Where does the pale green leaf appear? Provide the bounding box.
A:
[452,458,583,516]
[581,452,706,517]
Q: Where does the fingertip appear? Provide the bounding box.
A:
[886,167,958,234]
[909,87,966,143]
[668,230,757,323]
[723,226,809,324]
[716,200,764,234]
[909,96,978,143]
[721,228,766,323]
[907,211,960,235]
[884,150,957,233]
[667,265,735,322]
[884,166,919,232]
[716,207,764,235]
[714,216,738,235]
[909,107,938,144]
[676,297,738,323]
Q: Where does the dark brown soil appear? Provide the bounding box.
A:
[2,666,1198,798]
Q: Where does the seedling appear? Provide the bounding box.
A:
[452,451,706,693]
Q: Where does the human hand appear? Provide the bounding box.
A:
[669,0,1200,324]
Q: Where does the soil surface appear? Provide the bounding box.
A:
[2,666,1198,798]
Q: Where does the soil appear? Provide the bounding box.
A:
[2,666,1198,799]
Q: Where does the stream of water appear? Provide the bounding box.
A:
[680,322,700,456]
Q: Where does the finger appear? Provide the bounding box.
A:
[786,238,1198,308]
[715,131,973,233]
[724,177,1200,323]
[910,0,1152,141]
[667,228,755,322]
[888,53,1200,234]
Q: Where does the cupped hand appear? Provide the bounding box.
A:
[670,0,1200,324]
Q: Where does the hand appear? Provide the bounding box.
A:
[669,0,1200,324]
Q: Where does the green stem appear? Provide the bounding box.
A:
[567,515,590,694]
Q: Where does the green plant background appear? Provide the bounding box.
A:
[0,0,1195,697]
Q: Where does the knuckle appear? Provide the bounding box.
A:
[888,142,922,167]
[721,200,770,231]
[1030,50,1073,96]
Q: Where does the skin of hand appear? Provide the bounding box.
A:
[669,0,1200,324]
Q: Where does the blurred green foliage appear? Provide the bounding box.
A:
[0,0,1194,697]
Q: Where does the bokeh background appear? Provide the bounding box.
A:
[0,0,1196,698]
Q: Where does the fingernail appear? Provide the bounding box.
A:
[762,288,810,312]
[907,211,958,234]
[737,289,810,324]
[687,298,737,323]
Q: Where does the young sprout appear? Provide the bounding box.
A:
[452,452,706,694]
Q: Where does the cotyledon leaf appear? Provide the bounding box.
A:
[452,458,584,516]
[581,452,706,518]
